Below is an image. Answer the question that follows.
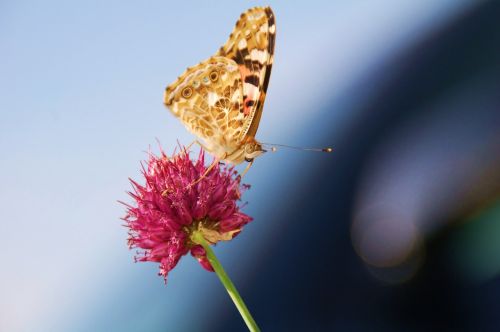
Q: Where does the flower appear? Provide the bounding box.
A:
[121,146,252,282]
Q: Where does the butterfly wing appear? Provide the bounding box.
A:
[216,6,276,140]
[164,56,247,156]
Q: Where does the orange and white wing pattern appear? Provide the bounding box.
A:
[217,7,276,140]
[164,56,246,153]
[164,7,276,160]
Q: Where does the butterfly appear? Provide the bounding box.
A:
[164,7,276,172]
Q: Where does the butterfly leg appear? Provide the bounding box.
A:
[188,153,227,187]
[239,160,254,179]
[186,139,210,152]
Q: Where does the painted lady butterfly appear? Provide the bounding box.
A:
[164,7,276,168]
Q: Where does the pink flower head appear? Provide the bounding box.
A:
[122,147,252,282]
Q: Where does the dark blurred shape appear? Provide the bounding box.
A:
[447,200,500,283]
[212,1,500,331]
[352,203,424,283]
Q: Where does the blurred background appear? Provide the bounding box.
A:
[1,0,499,331]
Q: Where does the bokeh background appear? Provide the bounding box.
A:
[1,1,499,331]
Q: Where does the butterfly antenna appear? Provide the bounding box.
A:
[261,143,333,153]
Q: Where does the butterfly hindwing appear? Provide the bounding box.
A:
[164,56,246,151]
[217,7,276,140]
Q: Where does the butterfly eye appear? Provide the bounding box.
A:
[244,144,255,153]
[181,87,193,98]
[209,71,219,82]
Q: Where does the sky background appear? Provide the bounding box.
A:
[1,1,498,331]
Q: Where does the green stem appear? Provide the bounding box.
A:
[192,231,260,332]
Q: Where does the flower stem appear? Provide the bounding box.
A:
[192,231,260,332]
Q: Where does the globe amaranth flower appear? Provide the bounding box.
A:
[121,147,252,282]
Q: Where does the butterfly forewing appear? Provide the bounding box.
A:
[217,7,276,140]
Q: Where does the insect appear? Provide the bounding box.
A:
[164,7,331,180]
[164,7,276,175]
